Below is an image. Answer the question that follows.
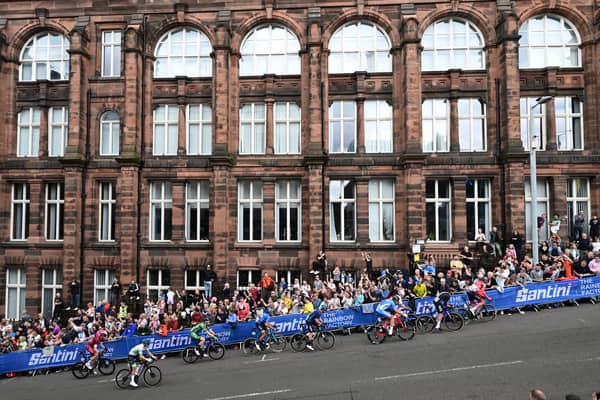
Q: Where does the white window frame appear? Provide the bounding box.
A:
[153,105,179,156]
[147,269,170,301]
[5,268,26,320]
[421,18,485,71]
[275,180,302,242]
[364,100,393,153]
[426,180,452,242]
[185,181,210,242]
[466,179,491,241]
[238,181,263,241]
[154,27,212,78]
[10,183,29,241]
[275,270,302,288]
[48,107,68,157]
[45,182,64,241]
[100,111,120,156]
[368,179,395,242]
[101,30,122,78]
[19,32,70,81]
[329,180,356,242]
[240,24,301,76]
[99,182,116,242]
[520,97,547,151]
[328,21,392,73]
[186,104,212,155]
[555,96,583,151]
[17,108,41,157]
[41,269,63,317]
[274,102,301,154]
[422,99,450,152]
[518,14,581,69]
[184,270,206,292]
[525,179,550,242]
[150,182,172,242]
[566,178,590,237]
[94,269,115,305]
[236,269,260,292]
[329,101,357,153]
[239,103,266,154]
[458,98,487,152]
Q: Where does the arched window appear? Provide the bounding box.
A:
[154,27,212,78]
[240,24,300,76]
[519,14,581,68]
[421,18,485,71]
[19,32,69,81]
[100,111,120,156]
[329,22,391,74]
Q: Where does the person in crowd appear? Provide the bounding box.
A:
[204,265,217,299]
[489,226,502,257]
[474,227,487,253]
[590,215,600,240]
[460,246,474,269]
[573,209,586,241]
[70,279,80,308]
[510,230,524,261]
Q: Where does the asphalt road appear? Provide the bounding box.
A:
[2,303,600,400]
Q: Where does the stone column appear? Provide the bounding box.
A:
[356,179,369,243]
[117,166,139,284]
[449,98,459,152]
[122,25,143,157]
[171,181,185,242]
[356,98,365,154]
[452,178,467,243]
[401,17,422,154]
[62,167,83,297]
[262,179,275,242]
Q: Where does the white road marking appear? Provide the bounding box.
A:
[580,357,600,362]
[205,389,292,400]
[243,357,280,364]
[374,360,524,381]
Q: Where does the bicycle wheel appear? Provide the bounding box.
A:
[242,338,259,355]
[143,365,162,387]
[182,347,199,363]
[208,343,225,360]
[316,331,335,350]
[114,369,131,389]
[396,320,416,341]
[268,334,287,353]
[365,325,386,344]
[443,312,464,331]
[478,304,497,322]
[290,334,308,352]
[416,316,435,333]
[71,363,90,379]
[98,358,116,375]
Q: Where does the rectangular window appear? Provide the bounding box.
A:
[458,98,486,151]
[238,181,263,241]
[426,180,451,241]
[45,182,64,241]
[567,178,590,238]
[329,101,356,153]
[520,97,547,150]
[102,30,121,78]
[330,180,356,242]
[555,97,583,151]
[364,100,392,153]
[17,108,40,157]
[368,179,395,241]
[237,269,259,291]
[150,182,172,241]
[99,182,116,241]
[147,269,170,302]
[275,181,301,241]
[186,181,209,241]
[239,103,266,154]
[42,269,63,318]
[94,269,115,305]
[525,179,549,241]
[276,270,302,288]
[48,107,68,157]
[422,99,450,152]
[466,179,491,241]
[186,104,212,155]
[274,102,301,154]
[5,268,26,320]
[153,105,179,155]
[11,183,29,241]
[185,270,206,291]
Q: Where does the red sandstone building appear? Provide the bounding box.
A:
[0,0,598,318]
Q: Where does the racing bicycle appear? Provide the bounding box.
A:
[115,359,161,389]
[71,349,116,379]
[182,335,226,363]
[365,313,416,344]
[416,304,464,333]
[290,322,335,352]
[242,326,287,355]
[455,297,497,323]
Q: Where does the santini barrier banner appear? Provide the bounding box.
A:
[2,276,600,374]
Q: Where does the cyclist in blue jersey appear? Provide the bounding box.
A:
[305,302,327,351]
[255,308,275,350]
[433,291,452,331]
[376,295,410,335]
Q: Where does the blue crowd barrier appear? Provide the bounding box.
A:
[2,275,600,375]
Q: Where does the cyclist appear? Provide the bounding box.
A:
[466,276,492,318]
[255,308,275,350]
[190,316,217,357]
[127,339,157,388]
[305,302,327,351]
[85,328,108,370]
[433,291,452,331]
[375,295,410,335]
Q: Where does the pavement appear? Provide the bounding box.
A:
[2,303,600,400]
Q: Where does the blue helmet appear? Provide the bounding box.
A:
[319,303,328,311]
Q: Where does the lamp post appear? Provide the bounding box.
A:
[529,96,553,265]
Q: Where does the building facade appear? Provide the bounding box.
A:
[0,0,599,318]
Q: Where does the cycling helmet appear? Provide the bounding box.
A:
[142,339,151,346]
[392,295,401,302]
[319,303,328,311]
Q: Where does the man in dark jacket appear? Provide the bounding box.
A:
[204,265,217,298]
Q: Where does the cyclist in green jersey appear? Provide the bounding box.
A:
[190,317,218,357]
